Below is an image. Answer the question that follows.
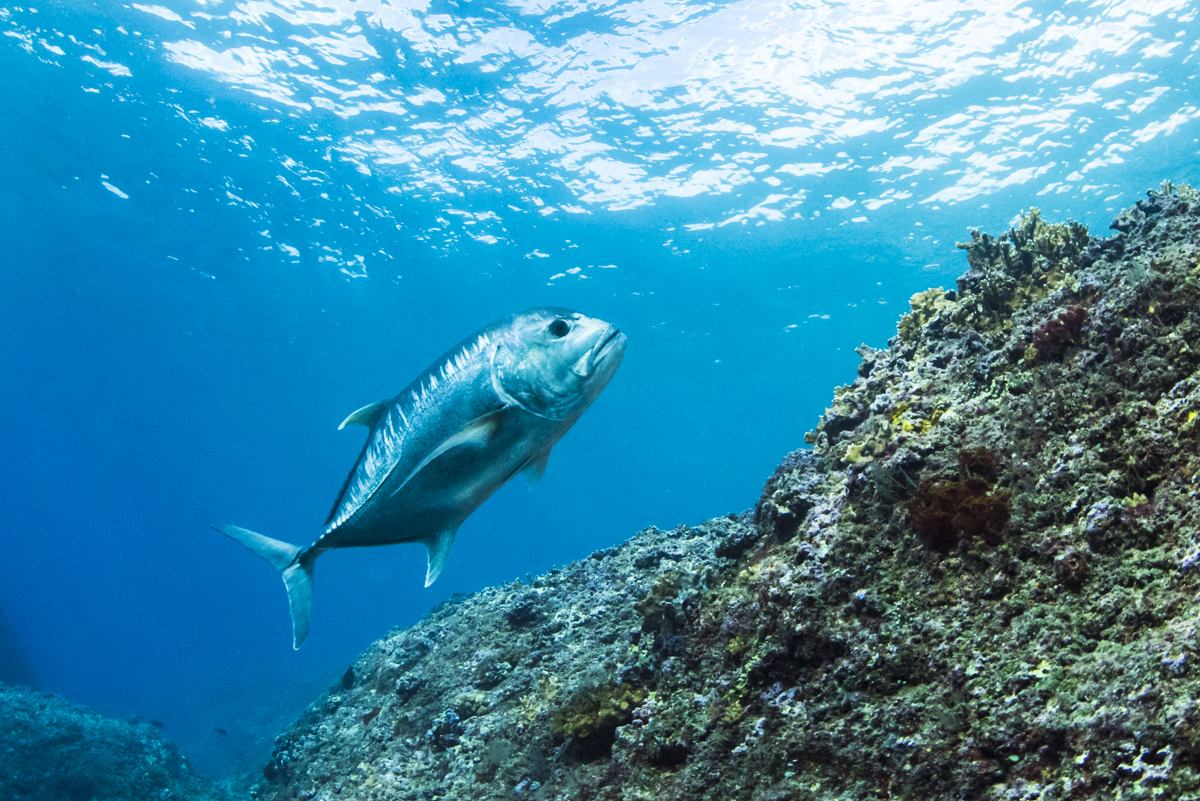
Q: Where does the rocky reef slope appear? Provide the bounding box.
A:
[0,682,230,801]
[258,185,1200,801]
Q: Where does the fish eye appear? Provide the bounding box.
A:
[548,318,571,338]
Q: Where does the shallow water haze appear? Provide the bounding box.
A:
[1,0,1197,778]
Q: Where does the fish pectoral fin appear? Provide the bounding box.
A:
[390,411,503,497]
[338,400,390,431]
[423,528,457,587]
[522,450,551,485]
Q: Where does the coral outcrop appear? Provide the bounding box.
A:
[0,683,230,801]
[257,184,1200,800]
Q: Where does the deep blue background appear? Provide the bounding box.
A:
[1,0,1197,779]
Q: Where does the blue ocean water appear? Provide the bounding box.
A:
[1,0,1197,779]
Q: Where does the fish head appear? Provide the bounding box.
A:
[492,307,627,419]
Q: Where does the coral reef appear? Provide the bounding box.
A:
[0,682,230,801]
[256,184,1200,800]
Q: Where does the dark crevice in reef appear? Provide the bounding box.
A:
[257,184,1200,801]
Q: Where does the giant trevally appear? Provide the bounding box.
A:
[217,308,626,648]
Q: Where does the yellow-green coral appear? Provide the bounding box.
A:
[840,403,945,465]
[890,402,945,435]
[897,288,955,342]
[520,673,561,724]
[1121,492,1150,509]
[551,682,646,741]
[843,441,877,464]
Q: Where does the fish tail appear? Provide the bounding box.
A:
[214,524,316,650]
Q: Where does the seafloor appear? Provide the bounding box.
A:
[5,184,1200,801]
[0,683,230,801]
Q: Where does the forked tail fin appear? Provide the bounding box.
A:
[214,524,316,650]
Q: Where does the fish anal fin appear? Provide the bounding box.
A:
[423,528,457,587]
[338,400,389,431]
[522,449,551,484]
[390,410,503,497]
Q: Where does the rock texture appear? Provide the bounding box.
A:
[257,184,1200,801]
[0,683,230,801]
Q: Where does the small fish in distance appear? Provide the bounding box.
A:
[217,308,626,649]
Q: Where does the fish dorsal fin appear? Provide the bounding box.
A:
[423,528,457,587]
[522,450,551,484]
[390,410,503,498]
[338,400,389,431]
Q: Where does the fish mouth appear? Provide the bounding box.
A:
[572,325,626,378]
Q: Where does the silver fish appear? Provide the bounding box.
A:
[217,308,626,648]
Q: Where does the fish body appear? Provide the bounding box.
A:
[218,308,625,648]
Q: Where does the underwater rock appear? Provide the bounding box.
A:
[258,184,1200,800]
[0,683,230,801]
